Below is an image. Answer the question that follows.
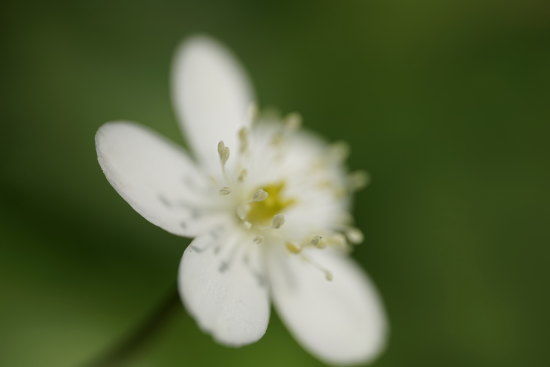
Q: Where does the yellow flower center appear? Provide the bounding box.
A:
[246,182,295,225]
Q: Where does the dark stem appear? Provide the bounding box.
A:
[84,284,181,367]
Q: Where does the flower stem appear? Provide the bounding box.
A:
[84,284,181,367]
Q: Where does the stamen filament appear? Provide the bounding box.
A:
[300,254,334,281]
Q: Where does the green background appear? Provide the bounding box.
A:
[1,1,549,366]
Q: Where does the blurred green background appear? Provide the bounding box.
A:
[1,0,549,366]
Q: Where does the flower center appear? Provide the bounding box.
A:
[246,182,295,225]
[210,117,368,281]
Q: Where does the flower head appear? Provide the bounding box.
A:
[96,35,387,365]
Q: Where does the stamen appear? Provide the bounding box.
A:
[272,214,285,229]
[284,112,302,131]
[270,113,302,147]
[219,187,231,195]
[327,233,347,247]
[238,169,248,182]
[347,170,370,191]
[286,242,301,254]
[345,227,364,244]
[253,236,264,245]
[217,141,230,166]
[310,235,324,248]
[328,141,350,162]
[301,254,334,281]
[252,189,269,202]
[236,205,248,220]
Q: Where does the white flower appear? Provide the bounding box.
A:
[95,35,387,365]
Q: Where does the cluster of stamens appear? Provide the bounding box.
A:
[212,109,368,281]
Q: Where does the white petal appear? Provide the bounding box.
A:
[268,248,388,365]
[172,35,255,174]
[96,121,221,236]
[178,230,270,346]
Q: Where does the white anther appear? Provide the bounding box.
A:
[324,270,334,281]
[253,236,264,245]
[329,141,350,162]
[236,205,248,220]
[217,141,230,166]
[284,112,302,131]
[252,189,269,202]
[310,235,323,247]
[348,170,370,191]
[219,187,231,195]
[345,227,364,244]
[238,169,248,182]
[243,221,252,229]
[286,242,301,254]
[272,214,285,229]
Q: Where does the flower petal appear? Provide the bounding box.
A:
[172,35,255,174]
[268,248,388,365]
[96,121,221,237]
[178,230,270,346]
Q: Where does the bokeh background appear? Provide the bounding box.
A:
[1,0,549,366]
